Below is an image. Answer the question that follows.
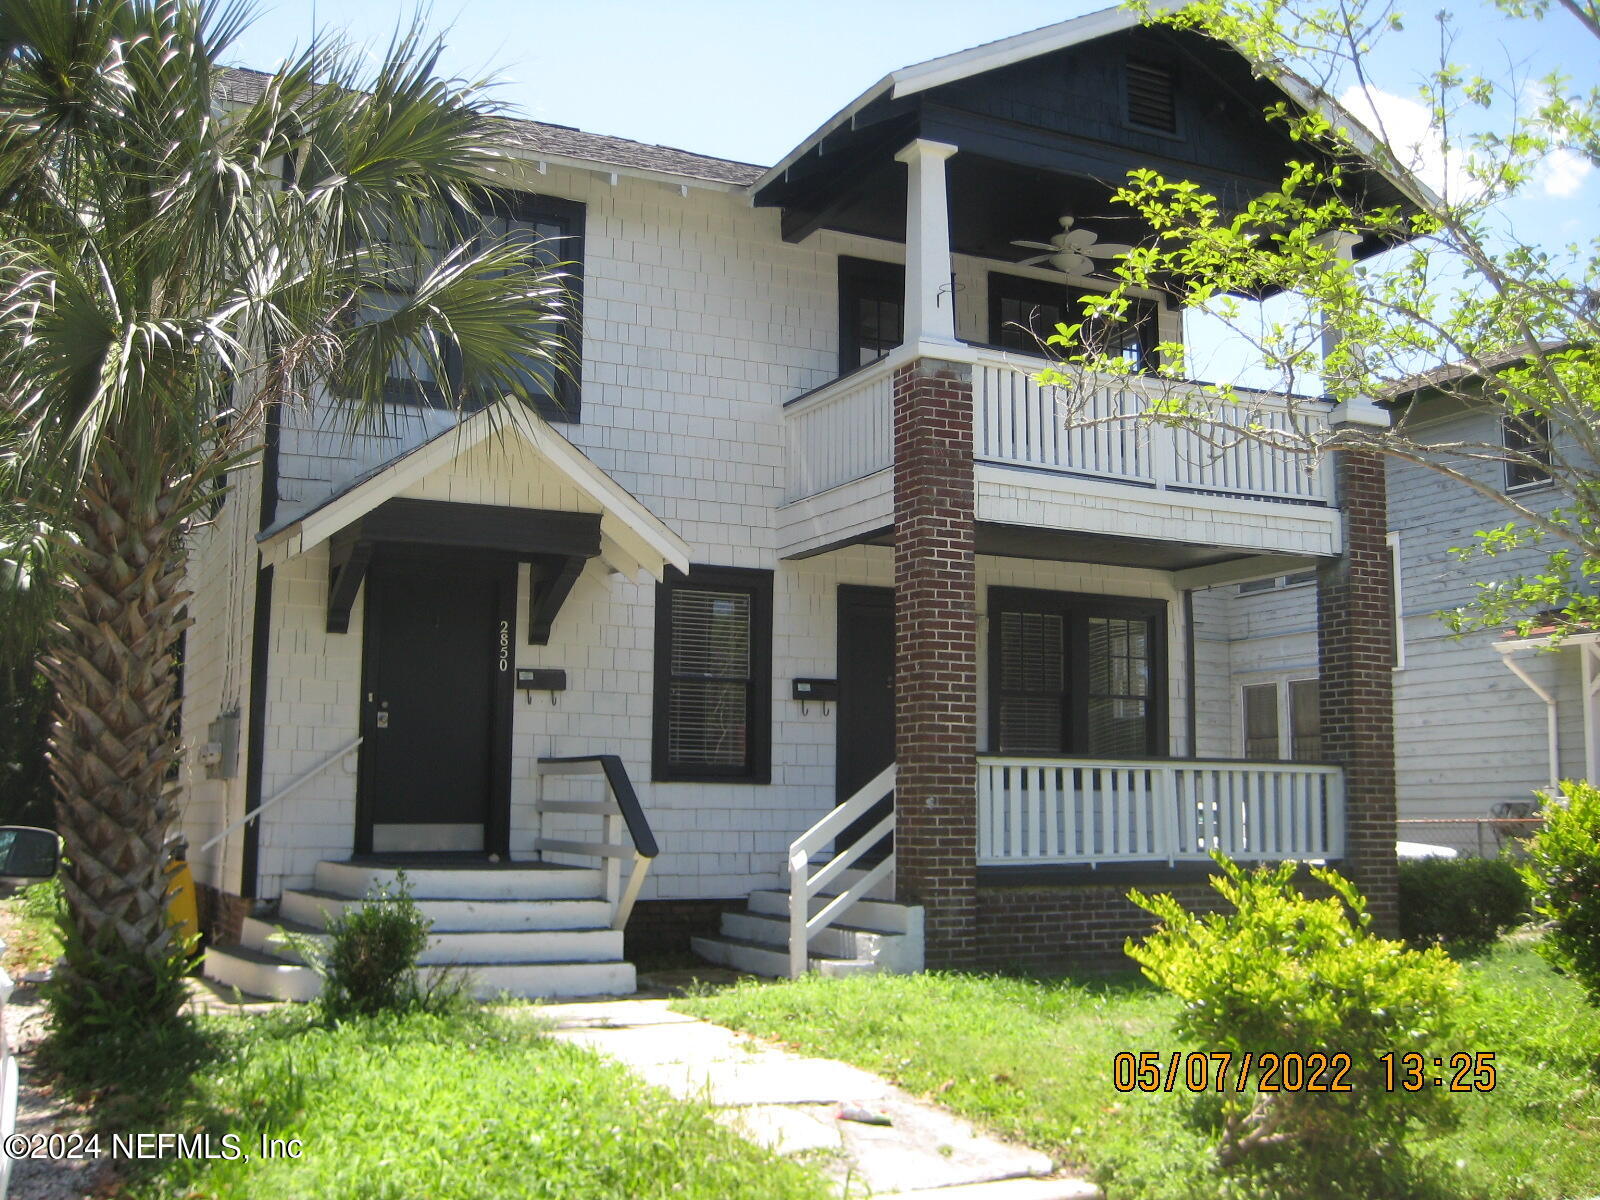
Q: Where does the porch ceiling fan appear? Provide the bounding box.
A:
[1010,215,1134,274]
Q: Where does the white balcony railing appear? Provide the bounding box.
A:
[783,359,895,502]
[976,756,1345,867]
[973,351,1332,506]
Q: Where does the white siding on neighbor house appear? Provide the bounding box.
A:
[1209,402,1590,822]
[1388,406,1586,816]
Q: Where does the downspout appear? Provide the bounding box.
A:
[1495,643,1560,790]
[240,395,283,901]
[1183,588,1198,757]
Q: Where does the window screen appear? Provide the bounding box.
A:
[1087,617,1151,757]
[1503,413,1553,490]
[988,590,1163,757]
[997,611,1066,752]
[1289,679,1321,761]
[1243,683,1280,760]
[988,274,1159,371]
[839,258,905,373]
[654,568,772,782]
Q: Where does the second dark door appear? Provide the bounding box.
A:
[836,585,895,858]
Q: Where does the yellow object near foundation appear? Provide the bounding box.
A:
[164,857,199,954]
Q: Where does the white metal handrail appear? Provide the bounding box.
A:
[977,756,1344,867]
[535,755,657,931]
[787,763,896,978]
[198,737,363,854]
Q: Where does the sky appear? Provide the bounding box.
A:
[224,0,1599,386]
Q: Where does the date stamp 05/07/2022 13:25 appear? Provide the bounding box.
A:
[1112,1051,1499,1094]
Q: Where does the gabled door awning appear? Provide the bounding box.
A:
[257,401,691,638]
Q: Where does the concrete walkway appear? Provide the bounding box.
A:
[541,998,1101,1200]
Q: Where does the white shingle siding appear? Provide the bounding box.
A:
[176,156,1314,900]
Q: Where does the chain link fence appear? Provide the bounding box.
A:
[1396,815,1544,859]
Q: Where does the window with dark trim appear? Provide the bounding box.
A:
[365,191,585,423]
[988,588,1166,756]
[838,257,905,374]
[653,566,772,783]
[1503,412,1552,491]
[1241,678,1323,761]
[987,272,1159,371]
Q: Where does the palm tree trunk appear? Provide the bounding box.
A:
[40,465,190,976]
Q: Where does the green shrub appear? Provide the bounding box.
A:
[289,871,466,1020]
[1398,855,1529,949]
[44,917,192,1045]
[1521,780,1600,1004]
[1126,856,1461,1192]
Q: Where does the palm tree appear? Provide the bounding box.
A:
[0,0,573,1024]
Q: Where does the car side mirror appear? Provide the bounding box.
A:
[0,827,59,881]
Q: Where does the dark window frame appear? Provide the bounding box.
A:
[987,587,1168,756]
[376,190,586,423]
[987,272,1160,372]
[838,256,905,375]
[652,565,773,784]
[1502,412,1553,492]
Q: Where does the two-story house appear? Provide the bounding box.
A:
[185,4,1416,1000]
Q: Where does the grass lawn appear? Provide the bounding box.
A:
[46,1006,834,1200]
[1,878,63,975]
[679,939,1600,1200]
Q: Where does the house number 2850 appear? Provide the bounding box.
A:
[498,620,510,672]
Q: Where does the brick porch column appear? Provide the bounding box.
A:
[1317,447,1398,934]
[893,357,978,967]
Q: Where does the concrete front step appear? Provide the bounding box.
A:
[241,916,624,967]
[314,860,604,901]
[746,889,916,934]
[204,944,636,1002]
[279,889,613,933]
[720,910,903,964]
[690,934,878,980]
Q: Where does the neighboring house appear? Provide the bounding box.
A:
[183,5,1418,1000]
[1197,368,1598,854]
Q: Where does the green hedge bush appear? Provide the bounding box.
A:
[1521,780,1600,1005]
[1397,855,1529,949]
[1127,856,1461,1193]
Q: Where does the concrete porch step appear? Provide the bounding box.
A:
[690,934,879,980]
[719,910,911,967]
[203,943,636,1002]
[314,860,604,901]
[746,888,917,934]
[279,888,612,932]
[241,916,624,966]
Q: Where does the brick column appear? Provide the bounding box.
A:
[893,357,978,967]
[1317,449,1398,934]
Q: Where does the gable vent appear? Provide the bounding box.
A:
[1125,59,1178,133]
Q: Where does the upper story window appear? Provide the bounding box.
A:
[1503,412,1553,491]
[1125,58,1179,135]
[653,566,773,783]
[988,273,1159,371]
[365,191,585,422]
[989,588,1166,757]
[838,257,904,374]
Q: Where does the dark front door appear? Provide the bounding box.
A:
[357,552,515,856]
[836,586,895,858]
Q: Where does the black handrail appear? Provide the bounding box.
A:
[537,755,659,858]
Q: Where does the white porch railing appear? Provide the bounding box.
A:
[972,350,1332,505]
[977,757,1344,867]
[535,755,658,931]
[783,359,895,502]
[787,763,895,978]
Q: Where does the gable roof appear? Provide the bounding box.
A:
[217,67,765,187]
[256,401,691,581]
